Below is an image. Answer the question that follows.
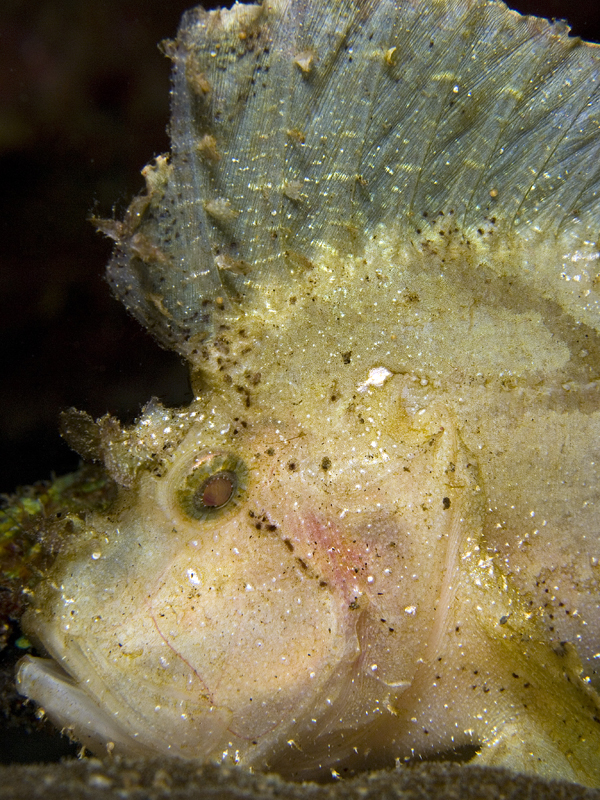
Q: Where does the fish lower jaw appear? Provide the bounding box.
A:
[16,655,155,758]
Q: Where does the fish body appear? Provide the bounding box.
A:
[14,0,600,785]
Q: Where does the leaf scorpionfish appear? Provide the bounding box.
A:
[13,0,600,786]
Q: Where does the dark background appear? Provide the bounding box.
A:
[0,0,599,764]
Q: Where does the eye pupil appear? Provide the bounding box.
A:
[179,456,246,521]
[196,472,236,509]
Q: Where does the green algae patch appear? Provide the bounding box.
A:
[0,464,117,648]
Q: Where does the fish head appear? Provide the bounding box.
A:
[19,370,484,773]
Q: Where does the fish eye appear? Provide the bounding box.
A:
[194,471,237,510]
[176,452,247,521]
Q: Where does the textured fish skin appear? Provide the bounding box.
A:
[14,0,600,786]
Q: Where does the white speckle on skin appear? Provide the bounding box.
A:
[357,367,393,393]
[186,569,201,586]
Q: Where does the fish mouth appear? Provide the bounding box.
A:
[16,652,234,760]
[16,655,153,757]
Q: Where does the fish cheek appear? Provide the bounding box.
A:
[148,526,350,741]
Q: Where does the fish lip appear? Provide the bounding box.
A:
[16,651,235,760]
[15,654,146,756]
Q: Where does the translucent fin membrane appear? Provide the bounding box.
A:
[105,0,600,357]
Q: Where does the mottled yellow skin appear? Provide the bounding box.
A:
[18,228,600,783]
[15,0,600,787]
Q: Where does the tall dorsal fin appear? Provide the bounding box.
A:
[103,0,600,360]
